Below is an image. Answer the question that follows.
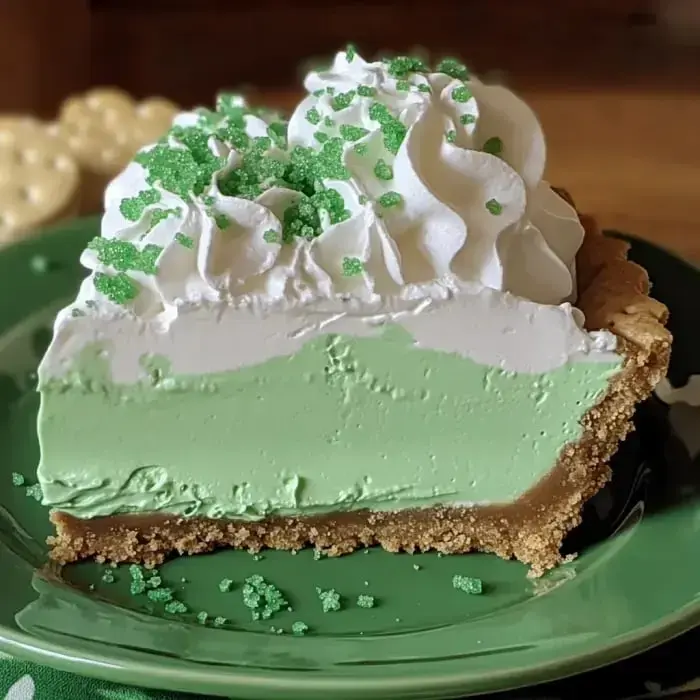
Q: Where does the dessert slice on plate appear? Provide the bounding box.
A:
[37,49,670,575]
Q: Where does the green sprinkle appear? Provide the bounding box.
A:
[175,232,194,249]
[342,256,364,277]
[201,195,215,206]
[164,600,188,615]
[451,85,472,103]
[253,554,264,562]
[485,198,503,215]
[148,206,181,232]
[313,549,323,561]
[460,114,476,125]
[101,569,115,584]
[305,108,321,125]
[395,79,411,92]
[345,43,357,62]
[242,574,289,621]
[368,102,406,154]
[378,191,403,208]
[331,90,356,111]
[213,616,227,627]
[11,473,25,487]
[417,84,431,93]
[25,483,43,502]
[373,158,393,181]
[482,136,504,156]
[316,587,341,613]
[129,564,144,580]
[291,621,309,636]
[196,612,208,625]
[386,55,428,79]
[452,575,483,595]
[130,580,146,596]
[219,578,234,593]
[357,85,376,97]
[446,130,457,144]
[323,116,335,128]
[147,588,173,603]
[353,143,368,155]
[147,576,162,589]
[339,124,369,142]
[213,213,231,230]
[314,131,329,143]
[88,238,163,275]
[436,57,469,80]
[93,271,138,304]
[263,229,280,244]
[119,188,161,222]
[413,564,421,571]
[357,594,376,608]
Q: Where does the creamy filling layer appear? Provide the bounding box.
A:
[37,324,621,521]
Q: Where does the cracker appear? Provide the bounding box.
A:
[51,87,180,214]
[0,117,80,245]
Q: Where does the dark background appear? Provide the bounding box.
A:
[2,0,700,116]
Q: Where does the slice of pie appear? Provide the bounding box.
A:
[37,49,670,575]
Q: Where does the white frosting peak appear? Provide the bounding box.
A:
[78,50,584,326]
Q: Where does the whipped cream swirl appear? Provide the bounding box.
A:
[79,51,584,322]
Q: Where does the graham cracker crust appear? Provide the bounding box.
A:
[48,192,672,576]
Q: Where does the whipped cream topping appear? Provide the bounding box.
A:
[78,50,584,326]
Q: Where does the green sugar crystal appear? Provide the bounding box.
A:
[357,85,376,97]
[242,574,289,621]
[395,80,411,92]
[219,578,234,593]
[263,229,280,244]
[417,84,431,94]
[316,587,341,613]
[165,600,188,615]
[378,191,403,208]
[213,616,227,627]
[213,213,231,230]
[413,564,421,571]
[148,207,181,232]
[436,58,469,80]
[101,569,115,584]
[368,102,406,154]
[331,90,356,111]
[373,158,393,180]
[342,256,364,277]
[339,124,369,142]
[460,114,476,125]
[88,238,163,276]
[216,93,247,123]
[306,108,321,125]
[324,116,335,128]
[196,612,208,625]
[345,43,357,62]
[11,473,25,487]
[201,195,215,206]
[386,55,428,79]
[148,588,173,603]
[313,89,325,97]
[451,85,472,103]
[452,575,483,595]
[356,594,376,609]
[314,131,329,143]
[485,198,503,215]
[446,130,457,144]
[291,621,309,636]
[26,484,42,501]
[130,580,146,596]
[358,194,369,204]
[175,232,194,249]
[326,86,336,95]
[94,271,139,305]
[120,188,161,222]
[147,576,162,589]
[353,143,368,155]
[482,136,504,156]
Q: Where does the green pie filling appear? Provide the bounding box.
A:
[37,326,621,520]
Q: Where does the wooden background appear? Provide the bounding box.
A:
[1,0,699,258]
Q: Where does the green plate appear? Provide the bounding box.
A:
[0,219,699,699]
